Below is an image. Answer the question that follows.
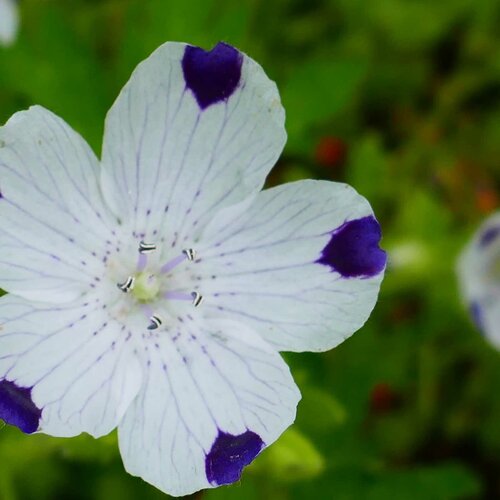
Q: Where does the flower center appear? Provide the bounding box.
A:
[116,242,203,330]
[132,272,161,302]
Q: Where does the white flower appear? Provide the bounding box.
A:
[0,0,18,47]
[457,211,500,346]
[0,42,386,496]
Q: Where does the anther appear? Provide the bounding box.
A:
[139,241,157,254]
[191,291,204,307]
[183,248,196,261]
[117,276,135,293]
[147,315,163,330]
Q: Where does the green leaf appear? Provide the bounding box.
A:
[282,58,367,144]
[368,463,482,500]
[249,428,325,483]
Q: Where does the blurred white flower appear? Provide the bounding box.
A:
[0,0,18,47]
[457,212,500,346]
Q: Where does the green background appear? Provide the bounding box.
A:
[0,0,499,498]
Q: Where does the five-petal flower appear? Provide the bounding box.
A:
[457,212,500,346]
[0,41,386,496]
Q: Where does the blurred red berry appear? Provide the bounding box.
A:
[475,186,498,214]
[315,136,348,168]
[369,382,400,414]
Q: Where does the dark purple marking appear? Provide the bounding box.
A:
[0,379,41,434]
[182,42,243,110]
[205,430,264,485]
[469,301,484,332]
[479,226,500,248]
[317,215,386,278]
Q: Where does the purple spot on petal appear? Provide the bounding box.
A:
[317,215,386,278]
[0,380,41,434]
[470,301,484,333]
[182,42,243,110]
[479,226,500,248]
[206,429,264,486]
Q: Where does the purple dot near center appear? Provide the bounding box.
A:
[182,42,243,110]
[317,215,386,278]
[0,379,41,434]
[205,429,265,486]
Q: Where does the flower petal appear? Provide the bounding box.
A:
[0,106,118,302]
[0,294,142,437]
[196,180,386,352]
[457,212,500,346]
[118,317,299,497]
[100,42,286,247]
[0,0,18,47]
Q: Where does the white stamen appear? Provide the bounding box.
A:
[117,276,135,293]
[139,241,157,254]
[148,315,163,330]
[191,291,204,307]
[183,248,196,261]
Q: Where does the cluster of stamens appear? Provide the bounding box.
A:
[116,241,203,331]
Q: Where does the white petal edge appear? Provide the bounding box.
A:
[118,317,300,497]
[195,179,386,352]
[0,294,142,437]
[0,106,119,302]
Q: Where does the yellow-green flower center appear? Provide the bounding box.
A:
[132,272,161,302]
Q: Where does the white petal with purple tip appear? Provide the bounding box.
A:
[118,317,299,497]
[196,180,386,352]
[100,42,286,249]
[0,106,118,302]
[0,294,142,437]
[457,211,500,346]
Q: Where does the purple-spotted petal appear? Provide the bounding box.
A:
[0,379,41,434]
[0,106,118,302]
[479,226,500,248]
[183,43,243,110]
[317,216,386,278]
[206,430,264,486]
[0,294,142,437]
[100,41,286,252]
[469,301,484,332]
[195,179,386,352]
[118,318,299,497]
[457,211,500,347]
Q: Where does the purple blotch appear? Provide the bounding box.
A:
[479,226,500,248]
[0,379,41,434]
[470,301,484,333]
[182,42,243,110]
[205,429,264,486]
[317,215,386,278]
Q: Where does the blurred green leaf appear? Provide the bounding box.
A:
[282,58,368,148]
[368,463,481,500]
[250,428,325,483]
[296,386,347,434]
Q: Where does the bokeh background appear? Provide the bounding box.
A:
[0,0,499,498]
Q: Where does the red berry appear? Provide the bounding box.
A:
[315,136,348,168]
